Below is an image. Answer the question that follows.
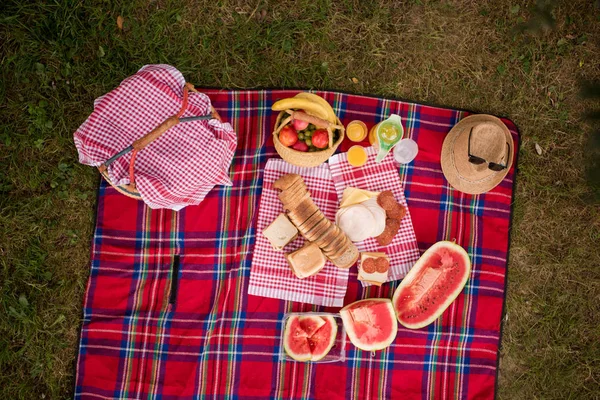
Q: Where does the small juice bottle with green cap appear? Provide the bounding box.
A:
[375,114,404,162]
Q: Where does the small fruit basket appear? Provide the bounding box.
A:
[272,93,345,168]
[279,312,346,363]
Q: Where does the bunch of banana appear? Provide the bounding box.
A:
[272,92,337,124]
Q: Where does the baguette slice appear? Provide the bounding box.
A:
[286,242,326,279]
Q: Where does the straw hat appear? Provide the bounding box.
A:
[441,114,513,194]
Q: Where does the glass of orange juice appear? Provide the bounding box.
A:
[368,123,380,148]
[346,120,368,142]
[347,145,368,167]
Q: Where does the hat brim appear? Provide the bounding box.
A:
[441,114,514,195]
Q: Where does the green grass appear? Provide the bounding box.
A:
[1,0,599,398]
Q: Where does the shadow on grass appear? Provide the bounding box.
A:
[581,81,600,202]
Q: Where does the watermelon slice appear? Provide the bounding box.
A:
[307,316,336,361]
[282,316,312,361]
[283,314,337,361]
[339,298,397,351]
[299,315,326,337]
[392,240,471,329]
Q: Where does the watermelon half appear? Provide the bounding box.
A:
[392,240,472,329]
[339,298,397,351]
[283,315,337,362]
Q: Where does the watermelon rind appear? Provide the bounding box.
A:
[283,316,312,361]
[309,315,337,361]
[340,298,398,352]
[392,240,472,329]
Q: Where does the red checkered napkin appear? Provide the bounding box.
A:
[329,146,421,285]
[73,64,237,210]
[248,159,349,307]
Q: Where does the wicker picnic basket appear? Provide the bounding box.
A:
[272,111,345,168]
[97,84,222,200]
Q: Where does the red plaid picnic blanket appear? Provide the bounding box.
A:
[75,90,518,399]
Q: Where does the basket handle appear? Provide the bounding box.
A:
[127,83,194,187]
[132,115,180,151]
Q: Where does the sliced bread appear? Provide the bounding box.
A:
[273,174,303,191]
[283,188,312,211]
[323,235,352,259]
[298,210,326,235]
[303,217,332,242]
[262,213,299,251]
[313,224,340,249]
[321,227,348,253]
[286,242,326,279]
[278,185,309,207]
[287,199,319,226]
[329,243,359,269]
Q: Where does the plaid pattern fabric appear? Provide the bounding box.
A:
[74,65,237,210]
[248,150,421,306]
[329,146,421,285]
[248,159,350,307]
[75,90,518,399]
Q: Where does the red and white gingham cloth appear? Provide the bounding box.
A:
[248,159,349,307]
[249,150,421,305]
[329,146,421,284]
[73,64,237,210]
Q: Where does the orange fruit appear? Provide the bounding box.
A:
[347,145,368,167]
[346,120,368,142]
